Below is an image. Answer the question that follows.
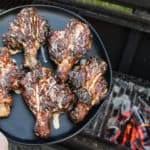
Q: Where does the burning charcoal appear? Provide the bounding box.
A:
[137,86,146,94]
[120,95,131,116]
[113,85,121,94]
[137,96,150,117]
[128,82,134,91]
[118,80,128,89]
[120,123,133,147]
[147,88,150,99]
[105,105,150,150]
[112,97,122,109]
[105,126,121,143]
[107,117,118,127]
[132,106,150,148]
[101,73,150,150]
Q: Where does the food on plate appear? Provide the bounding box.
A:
[2,7,50,69]
[21,66,74,138]
[69,57,108,122]
[48,19,93,82]
[0,47,23,118]
[0,6,109,139]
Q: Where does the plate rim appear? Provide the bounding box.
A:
[0,4,112,145]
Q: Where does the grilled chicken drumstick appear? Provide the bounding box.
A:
[48,19,93,82]
[21,66,74,138]
[2,7,50,69]
[69,57,108,122]
[0,47,23,118]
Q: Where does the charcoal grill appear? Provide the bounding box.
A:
[0,1,150,150]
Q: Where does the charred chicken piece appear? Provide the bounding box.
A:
[21,67,74,138]
[0,47,23,118]
[3,7,50,69]
[48,19,93,82]
[0,90,13,118]
[69,57,108,122]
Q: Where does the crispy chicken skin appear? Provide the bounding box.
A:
[2,7,50,69]
[0,47,23,118]
[0,90,13,118]
[21,66,74,138]
[48,19,93,82]
[69,57,108,122]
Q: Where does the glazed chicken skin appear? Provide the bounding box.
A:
[2,7,49,69]
[21,66,74,138]
[0,47,23,118]
[48,19,93,82]
[69,57,108,122]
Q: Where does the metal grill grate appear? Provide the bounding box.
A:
[83,72,150,149]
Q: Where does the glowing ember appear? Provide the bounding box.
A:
[105,98,150,150]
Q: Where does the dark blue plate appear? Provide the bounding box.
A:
[0,4,112,145]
